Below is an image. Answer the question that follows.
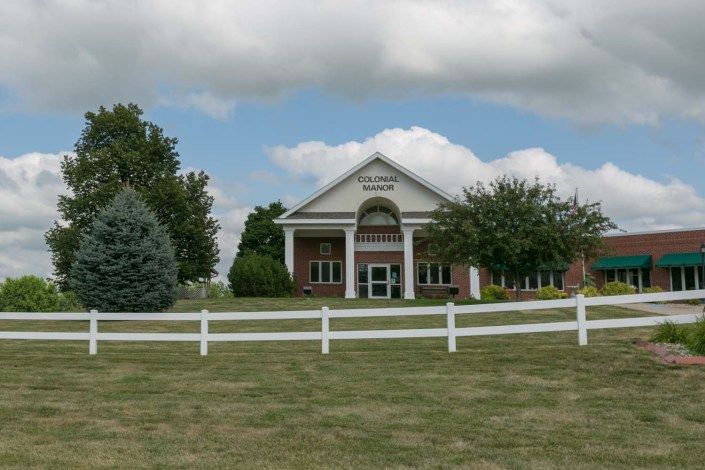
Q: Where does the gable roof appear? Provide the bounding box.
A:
[278,152,454,219]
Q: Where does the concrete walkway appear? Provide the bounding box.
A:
[620,302,705,316]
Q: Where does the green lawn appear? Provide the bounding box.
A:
[1,298,705,468]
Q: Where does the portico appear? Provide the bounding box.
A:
[274,152,480,299]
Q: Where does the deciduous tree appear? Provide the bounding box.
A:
[236,201,287,264]
[426,176,616,300]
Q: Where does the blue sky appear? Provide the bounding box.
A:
[2,0,705,280]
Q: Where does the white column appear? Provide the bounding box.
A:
[402,227,415,299]
[344,228,356,299]
[284,227,295,274]
[470,266,480,299]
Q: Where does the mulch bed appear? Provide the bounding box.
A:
[636,339,705,365]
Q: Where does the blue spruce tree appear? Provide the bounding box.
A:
[70,188,178,312]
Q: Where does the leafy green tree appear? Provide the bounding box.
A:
[70,188,178,312]
[426,176,616,300]
[45,103,219,288]
[228,252,294,297]
[0,275,62,312]
[236,201,287,263]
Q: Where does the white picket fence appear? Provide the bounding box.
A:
[1,289,704,355]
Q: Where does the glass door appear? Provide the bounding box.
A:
[369,264,390,299]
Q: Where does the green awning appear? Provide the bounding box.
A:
[592,255,651,270]
[656,252,704,268]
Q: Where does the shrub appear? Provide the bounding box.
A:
[480,284,510,301]
[228,253,295,297]
[600,281,636,296]
[683,298,702,306]
[536,285,568,300]
[650,320,688,344]
[583,274,596,288]
[686,316,705,355]
[0,275,62,312]
[208,281,234,299]
[643,286,663,294]
[71,188,178,312]
[578,286,600,297]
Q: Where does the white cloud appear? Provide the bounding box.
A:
[0,152,69,280]
[2,1,705,123]
[269,126,705,231]
[0,151,252,282]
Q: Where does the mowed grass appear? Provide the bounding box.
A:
[1,298,705,468]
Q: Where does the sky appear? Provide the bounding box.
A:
[2,0,705,281]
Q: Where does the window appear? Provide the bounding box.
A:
[670,266,702,291]
[358,205,398,226]
[310,261,342,283]
[417,262,451,285]
[320,243,331,255]
[492,270,565,291]
[602,268,651,292]
[428,244,439,256]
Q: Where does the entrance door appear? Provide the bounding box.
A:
[369,264,390,299]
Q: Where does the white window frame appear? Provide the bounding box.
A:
[669,266,702,291]
[491,270,565,291]
[601,268,649,292]
[309,260,342,284]
[417,262,452,285]
[319,242,331,255]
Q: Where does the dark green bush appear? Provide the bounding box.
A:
[643,286,663,294]
[686,317,705,355]
[228,253,295,297]
[480,284,510,301]
[0,275,65,312]
[536,286,568,300]
[208,281,234,299]
[650,320,687,344]
[600,281,636,296]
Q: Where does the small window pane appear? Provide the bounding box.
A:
[358,264,368,283]
[617,269,627,283]
[320,243,331,255]
[441,265,451,285]
[553,271,564,290]
[310,262,320,283]
[321,261,331,283]
[390,264,401,285]
[641,269,651,289]
[685,266,696,290]
[528,272,539,290]
[671,267,683,291]
[606,270,616,283]
[332,262,341,283]
[418,263,428,284]
[358,284,369,298]
[504,274,515,290]
[430,263,440,284]
[699,266,703,290]
[491,270,502,286]
[540,271,551,288]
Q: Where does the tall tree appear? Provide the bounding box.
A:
[71,188,178,312]
[45,103,219,288]
[425,176,617,300]
[236,201,287,263]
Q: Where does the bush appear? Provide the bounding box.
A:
[650,320,688,344]
[536,285,568,300]
[583,274,596,288]
[578,286,600,297]
[600,281,636,296]
[686,316,705,355]
[683,298,702,306]
[208,281,234,299]
[228,253,295,297]
[0,275,64,312]
[480,284,510,301]
[643,286,663,294]
[71,189,178,312]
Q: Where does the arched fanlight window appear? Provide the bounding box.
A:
[359,205,399,226]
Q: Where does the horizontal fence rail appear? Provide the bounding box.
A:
[1,289,704,355]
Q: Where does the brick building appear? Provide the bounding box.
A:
[275,152,705,299]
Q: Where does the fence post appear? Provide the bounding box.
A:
[200,309,209,356]
[89,309,98,355]
[576,294,587,346]
[321,306,330,354]
[446,302,456,353]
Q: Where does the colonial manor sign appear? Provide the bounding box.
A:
[358,175,399,191]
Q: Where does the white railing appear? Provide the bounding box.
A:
[1,289,704,355]
[355,233,404,243]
